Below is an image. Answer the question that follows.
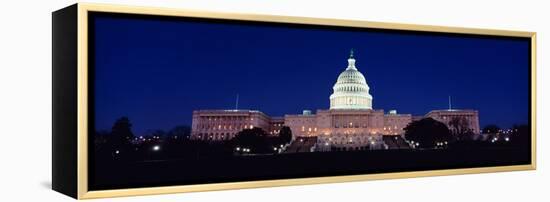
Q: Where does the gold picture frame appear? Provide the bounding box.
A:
[52,3,536,199]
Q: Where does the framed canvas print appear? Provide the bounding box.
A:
[52,3,536,199]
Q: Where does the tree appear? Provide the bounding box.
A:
[278,126,292,144]
[482,124,500,134]
[232,127,273,153]
[167,125,191,139]
[108,117,135,158]
[110,117,134,145]
[404,118,452,148]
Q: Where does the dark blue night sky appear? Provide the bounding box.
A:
[93,15,530,135]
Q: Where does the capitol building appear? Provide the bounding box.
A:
[191,50,480,151]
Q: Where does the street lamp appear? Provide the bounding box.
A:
[152,145,160,151]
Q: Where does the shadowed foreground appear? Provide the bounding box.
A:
[90,147,530,190]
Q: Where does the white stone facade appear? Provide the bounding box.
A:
[190,50,480,151]
[191,110,273,141]
[426,109,480,134]
[285,109,411,151]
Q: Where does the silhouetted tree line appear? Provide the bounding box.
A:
[482,124,500,134]
[95,117,207,162]
[231,126,292,154]
[95,116,530,163]
[404,118,530,150]
[94,117,293,163]
[404,118,452,149]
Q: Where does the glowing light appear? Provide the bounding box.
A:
[505,137,510,142]
[152,145,160,151]
[115,150,120,154]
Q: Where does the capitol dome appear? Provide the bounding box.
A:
[329,50,373,110]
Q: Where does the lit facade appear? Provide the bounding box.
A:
[286,109,412,151]
[191,110,274,141]
[426,109,480,134]
[190,51,480,151]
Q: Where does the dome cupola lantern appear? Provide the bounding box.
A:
[347,49,357,69]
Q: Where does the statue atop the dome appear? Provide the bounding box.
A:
[349,48,355,59]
